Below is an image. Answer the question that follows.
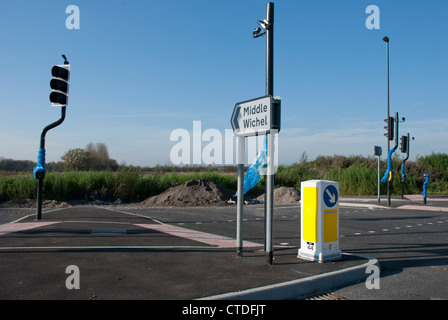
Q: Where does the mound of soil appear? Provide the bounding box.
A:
[140,179,236,207]
[0,199,71,209]
[255,187,300,205]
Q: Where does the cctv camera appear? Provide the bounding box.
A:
[253,27,264,38]
[258,19,270,30]
[383,36,389,43]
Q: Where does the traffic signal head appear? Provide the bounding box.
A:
[373,145,382,157]
[400,135,408,153]
[50,64,70,106]
[384,116,394,141]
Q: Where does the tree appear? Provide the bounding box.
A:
[61,148,90,170]
[85,142,119,170]
[0,158,35,171]
[61,143,119,171]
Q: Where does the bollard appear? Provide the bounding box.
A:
[298,180,342,263]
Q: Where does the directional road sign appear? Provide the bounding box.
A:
[323,184,338,208]
[231,95,280,137]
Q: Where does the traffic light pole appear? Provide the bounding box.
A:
[390,112,399,205]
[377,154,380,203]
[35,106,66,220]
[401,133,410,199]
[35,55,70,220]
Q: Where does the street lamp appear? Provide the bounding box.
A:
[253,2,275,265]
[383,36,391,206]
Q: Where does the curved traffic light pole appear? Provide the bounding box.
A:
[381,112,399,206]
[400,133,410,199]
[34,107,66,220]
[34,56,70,220]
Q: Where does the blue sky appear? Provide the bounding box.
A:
[0,0,447,167]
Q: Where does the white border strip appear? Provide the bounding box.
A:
[199,253,379,300]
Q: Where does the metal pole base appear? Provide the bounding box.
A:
[424,197,427,205]
[266,251,273,265]
[36,177,44,220]
[237,247,243,257]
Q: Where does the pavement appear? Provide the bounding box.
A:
[0,194,443,300]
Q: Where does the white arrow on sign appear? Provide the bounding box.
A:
[326,189,336,204]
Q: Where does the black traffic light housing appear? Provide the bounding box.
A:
[400,135,408,153]
[50,62,70,106]
[384,116,394,141]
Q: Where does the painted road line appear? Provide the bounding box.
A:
[135,223,262,248]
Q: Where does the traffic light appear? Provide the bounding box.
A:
[373,145,382,157]
[50,63,70,106]
[400,135,408,153]
[384,116,394,141]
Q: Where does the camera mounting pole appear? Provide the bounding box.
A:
[264,2,275,265]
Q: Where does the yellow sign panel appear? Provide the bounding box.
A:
[324,209,338,243]
[302,187,318,243]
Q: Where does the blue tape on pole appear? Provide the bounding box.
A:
[422,173,429,198]
[401,164,407,182]
[381,146,397,183]
[33,148,46,179]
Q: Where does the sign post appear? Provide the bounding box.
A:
[232,2,280,265]
[231,95,280,259]
[236,136,245,256]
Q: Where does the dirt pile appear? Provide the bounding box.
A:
[139,179,236,207]
[255,187,300,205]
[0,183,299,209]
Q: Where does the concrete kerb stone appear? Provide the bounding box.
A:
[199,253,379,300]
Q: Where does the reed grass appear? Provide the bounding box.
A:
[1,153,447,203]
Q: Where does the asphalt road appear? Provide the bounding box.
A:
[0,205,366,300]
[1,195,447,300]
[113,198,448,300]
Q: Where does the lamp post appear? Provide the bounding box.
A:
[253,2,275,265]
[383,36,391,207]
[265,2,274,266]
